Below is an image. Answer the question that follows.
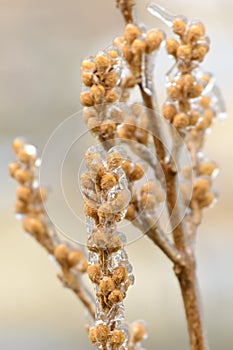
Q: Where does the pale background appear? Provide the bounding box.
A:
[1,0,233,349]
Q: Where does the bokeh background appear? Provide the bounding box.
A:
[1,0,233,349]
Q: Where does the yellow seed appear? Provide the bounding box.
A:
[187,22,205,42]
[193,178,209,200]
[167,85,181,101]
[104,70,118,88]
[90,84,105,104]
[16,185,32,202]
[81,60,95,71]
[105,89,118,103]
[8,162,20,177]
[14,168,33,184]
[130,322,146,343]
[177,45,192,61]
[12,139,24,154]
[162,104,177,122]
[23,216,46,237]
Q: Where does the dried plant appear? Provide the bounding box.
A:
[9,2,225,350]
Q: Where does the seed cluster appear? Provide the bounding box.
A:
[9,139,92,315]
[114,23,163,78]
[81,147,136,349]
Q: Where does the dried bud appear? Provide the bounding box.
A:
[92,228,109,248]
[162,104,177,122]
[198,162,216,177]
[122,75,136,88]
[145,29,163,53]
[192,44,208,61]
[132,39,146,54]
[99,276,115,295]
[16,186,32,202]
[15,199,28,214]
[88,328,97,344]
[23,216,45,236]
[112,266,127,285]
[14,168,33,184]
[200,96,210,109]
[198,192,215,208]
[104,70,118,88]
[129,164,144,182]
[108,289,123,304]
[172,19,186,36]
[105,89,118,103]
[17,149,35,164]
[177,45,192,61]
[166,38,179,56]
[87,264,101,284]
[94,324,109,343]
[130,322,146,343]
[90,84,105,104]
[81,60,95,72]
[173,113,189,129]
[193,178,209,200]
[107,235,122,253]
[106,151,122,170]
[94,55,110,73]
[80,92,94,107]
[187,22,205,42]
[81,72,93,87]
[8,162,20,177]
[109,330,125,349]
[84,203,99,223]
[68,250,84,267]
[12,139,24,154]
[125,204,136,220]
[188,83,203,99]
[54,244,69,265]
[80,173,95,191]
[100,173,117,191]
[124,24,140,44]
[167,85,181,101]
[189,111,200,126]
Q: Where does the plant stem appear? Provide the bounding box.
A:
[175,251,207,350]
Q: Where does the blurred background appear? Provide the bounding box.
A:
[1,0,233,349]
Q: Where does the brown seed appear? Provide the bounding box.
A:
[94,324,109,343]
[177,45,192,61]
[104,70,118,88]
[188,83,203,99]
[81,72,93,87]
[129,164,144,182]
[187,22,205,42]
[125,204,135,221]
[68,250,84,267]
[166,38,179,56]
[121,160,132,177]
[23,216,46,237]
[192,44,208,61]
[108,289,123,304]
[172,19,186,36]
[88,327,97,344]
[80,92,94,107]
[100,173,117,191]
[105,89,118,103]
[81,60,95,72]
[106,151,122,170]
[193,178,209,200]
[99,276,115,295]
[16,185,32,202]
[17,149,35,164]
[94,55,110,73]
[54,244,69,265]
[200,96,210,108]
[130,322,146,343]
[12,139,24,154]
[14,168,33,184]
[189,111,200,126]
[109,330,125,349]
[145,29,163,53]
[173,113,189,129]
[198,162,216,177]
[92,227,109,248]
[87,264,101,284]
[108,49,118,59]
[8,162,20,177]
[162,104,177,122]
[132,39,146,54]
[107,235,122,253]
[112,266,127,285]
[90,84,105,104]
[167,85,181,101]
[15,199,28,214]
[199,192,215,208]
[124,24,140,44]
